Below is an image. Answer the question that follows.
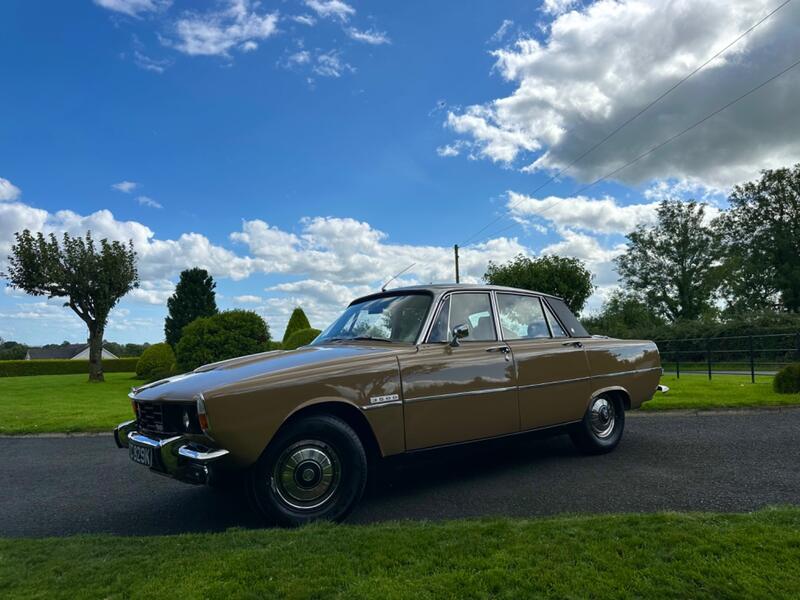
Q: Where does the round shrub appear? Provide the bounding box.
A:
[773,363,800,394]
[135,343,176,381]
[176,310,271,372]
[283,328,321,350]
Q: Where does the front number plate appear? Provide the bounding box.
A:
[129,443,153,467]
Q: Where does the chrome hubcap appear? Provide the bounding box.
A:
[589,397,616,439]
[273,440,340,510]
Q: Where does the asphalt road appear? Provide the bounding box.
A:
[2,410,799,538]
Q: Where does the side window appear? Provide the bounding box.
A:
[427,296,451,343]
[450,293,496,341]
[543,302,568,338]
[497,294,550,340]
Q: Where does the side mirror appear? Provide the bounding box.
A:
[450,323,469,347]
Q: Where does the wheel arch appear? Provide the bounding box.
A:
[274,399,384,463]
[591,385,631,410]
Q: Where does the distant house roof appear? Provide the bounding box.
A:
[25,344,119,360]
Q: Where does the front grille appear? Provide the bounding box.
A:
[137,402,165,433]
[135,401,201,435]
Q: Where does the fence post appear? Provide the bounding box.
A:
[796,332,800,362]
[749,335,755,384]
[707,339,712,381]
[676,349,680,379]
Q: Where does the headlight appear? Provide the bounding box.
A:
[195,394,209,434]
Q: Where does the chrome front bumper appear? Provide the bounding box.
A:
[657,384,670,393]
[114,420,230,485]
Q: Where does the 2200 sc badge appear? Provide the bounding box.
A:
[114,284,665,526]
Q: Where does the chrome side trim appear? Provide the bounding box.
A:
[360,400,403,411]
[518,375,591,390]
[178,445,230,462]
[405,385,517,404]
[592,366,663,379]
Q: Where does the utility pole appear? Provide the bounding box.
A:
[454,244,460,283]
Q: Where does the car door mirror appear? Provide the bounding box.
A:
[450,323,469,347]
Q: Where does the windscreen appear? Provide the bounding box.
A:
[314,293,433,344]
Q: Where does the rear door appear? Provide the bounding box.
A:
[495,293,592,430]
[399,292,519,450]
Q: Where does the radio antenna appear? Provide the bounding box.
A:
[381,263,415,292]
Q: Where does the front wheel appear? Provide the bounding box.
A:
[248,414,367,527]
[569,394,625,455]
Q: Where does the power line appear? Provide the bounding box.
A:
[469,52,800,244]
[457,0,793,247]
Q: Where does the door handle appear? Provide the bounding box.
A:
[562,341,583,348]
[486,345,510,353]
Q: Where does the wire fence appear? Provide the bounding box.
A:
[656,332,800,382]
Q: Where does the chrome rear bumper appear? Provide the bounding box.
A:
[114,420,229,485]
[657,384,670,393]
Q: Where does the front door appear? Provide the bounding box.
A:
[400,292,519,450]
[495,293,592,430]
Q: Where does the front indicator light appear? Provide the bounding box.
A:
[131,400,138,418]
[195,394,209,433]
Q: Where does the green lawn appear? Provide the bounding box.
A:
[0,372,136,435]
[1,508,798,599]
[644,374,800,411]
[1,372,798,435]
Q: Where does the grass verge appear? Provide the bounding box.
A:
[644,374,800,411]
[0,372,135,434]
[1,508,799,599]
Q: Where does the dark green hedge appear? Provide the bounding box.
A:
[774,364,800,394]
[0,358,139,377]
[284,328,321,350]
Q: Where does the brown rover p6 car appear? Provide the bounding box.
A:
[115,285,664,526]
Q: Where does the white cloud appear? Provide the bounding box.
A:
[136,195,163,209]
[133,50,171,73]
[313,51,354,78]
[171,0,279,57]
[489,19,514,43]
[507,191,660,235]
[304,0,355,22]
[289,14,316,26]
[128,279,174,304]
[346,27,390,45]
[284,50,311,67]
[94,0,171,17]
[436,143,463,158]
[0,177,21,202]
[112,180,138,193]
[445,0,800,188]
[541,0,580,16]
[233,294,262,304]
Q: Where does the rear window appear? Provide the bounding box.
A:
[545,298,590,338]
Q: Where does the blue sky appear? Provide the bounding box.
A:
[1,0,798,345]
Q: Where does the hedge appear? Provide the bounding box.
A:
[284,328,321,350]
[774,363,800,394]
[0,358,139,377]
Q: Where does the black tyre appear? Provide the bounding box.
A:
[248,414,367,527]
[569,393,625,455]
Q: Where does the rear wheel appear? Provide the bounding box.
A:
[569,394,625,455]
[248,414,367,527]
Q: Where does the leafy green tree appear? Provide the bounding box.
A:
[717,164,800,313]
[175,310,271,372]
[282,307,311,344]
[284,328,322,350]
[484,254,595,314]
[165,268,218,349]
[3,230,138,382]
[615,200,721,322]
[581,290,664,338]
[0,339,28,361]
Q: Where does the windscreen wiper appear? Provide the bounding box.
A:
[349,336,394,343]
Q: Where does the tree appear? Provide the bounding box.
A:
[164,268,218,348]
[175,310,271,372]
[3,230,138,382]
[581,290,664,338]
[717,164,800,313]
[0,338,28,361]
[484,254,595,314]
[615,200,721,322]
[284,327,322,350]
[282,307,311,344]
